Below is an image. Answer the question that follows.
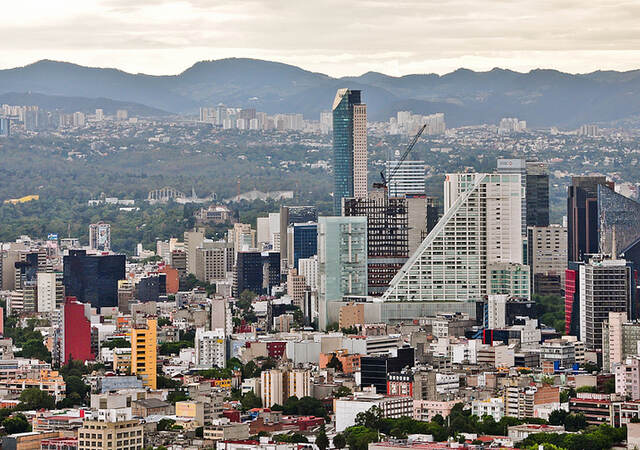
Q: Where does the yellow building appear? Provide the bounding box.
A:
[131,318,157,390]
[78,419,143,450]
[113,347,132,374]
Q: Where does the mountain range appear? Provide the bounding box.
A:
[2,58,640,127]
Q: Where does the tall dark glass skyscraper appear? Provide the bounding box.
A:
[525,161,549,227]
[567,176,611,262]
[333,89,367,214]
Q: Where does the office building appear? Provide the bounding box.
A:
[525,161,550,227]
[528,225,567,296]
[598,183,640,261]
[385,160,425,197]
[579,256,631,352]
[262,251,281,293]
[230,223,256,254]
[298,255,318,291]
[131,318,157,390]
[234,251,263,296]
[63,250,125,309]
[360,348,414,394]
[332,88,367,213]
[279,206,317,271]
[384,172,522,303]
[318,216,368,330]
[195,328,226,368]
[488,262,530,300]
[344,189,409,296]
[567,177,612,262]
[88,222,111,251]
[195,243,234,283]
[184,228,205,276]
[287,223,317,270]
[63,296,94,364]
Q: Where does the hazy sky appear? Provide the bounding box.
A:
[3,0,640,77]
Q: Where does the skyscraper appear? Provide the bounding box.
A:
[332,89,367,213]
[567,176,612,262]
[63,296,94,364]
[525,161,550,227]
[318,216,368,330]
[385,160,425,197]
[384,172,524,303]
[343,189,409,296]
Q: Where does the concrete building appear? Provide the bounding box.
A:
[211,298,233,337]
[287,369,312,399]
[261,369,284,408]
[384,172,523,303]
[335,393,413,432]
[78,416,143,450]
[339,303,365,330]
[298,255,318,291]
[184,228,205,276]
[603,312,640,372]
[131,318,157,390]
[287,269,307,309]
[472,397,505,421]
[615,356,640,400]
[195,328,226,368]
[527,225,567,295]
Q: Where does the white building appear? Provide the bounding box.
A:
[384,173,523,302]
[211,298,233,337]
[36,272,58,312]
[472,397,504,421]
[385,159,425,197]
[298,255,318,291]
[195,328,226,368]
[261,369,284,408]
[335,393,414,432]
[288,369,312,399]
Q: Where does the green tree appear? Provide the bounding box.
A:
[354,406,383,431]
[274,433,309,443]
[237,290,256,311]
[240,391,263,411]
[576,386,597,394]
[3,414,31,434]
[102,338,130,349]
[18,388,55,410]
[343,425,379,450]
[157,418,176,431]
[333,433,346,449]
[333,386,352,398]
[316,424,329,450]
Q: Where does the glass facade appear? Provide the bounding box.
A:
[292,223,317,270]
[63,250,125,309]
[318,216,367,329]
[332,89,361,214]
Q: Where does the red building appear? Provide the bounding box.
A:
[266,342,286,359]
[63,297,94,364]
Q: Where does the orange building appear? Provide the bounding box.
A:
[339,303,364,330]
[534,384,560,405]
[160,266,180,294]
[319,350,361,374]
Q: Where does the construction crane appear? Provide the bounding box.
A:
[373,123,427,190]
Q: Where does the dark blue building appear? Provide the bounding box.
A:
[63,250,125,309]
[292,223,317,270]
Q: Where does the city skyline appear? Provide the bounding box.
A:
[2,1,640,77]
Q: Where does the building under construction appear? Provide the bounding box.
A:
[343,189,409,296]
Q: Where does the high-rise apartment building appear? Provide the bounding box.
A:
[385,160,425,197]
[579,256,631,352]
[261,369,284,408]
[89,222,111,252]
[37,272,63,312]
[602,311,640,372]
[384,173,523,303]
[298,255,318,291]
[63,296,94,364]
[211,298,233,336]
[195,328,226,368]
[527,225,567,296]
[288,369,312,399]
[332,89,367,213]
[287,269,307,309]
[344,189,409,296]
[318,216,368,330]
[131,318,157,390]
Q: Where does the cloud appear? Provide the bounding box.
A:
[1,0,640,76]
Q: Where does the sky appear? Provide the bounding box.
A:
[2,0,640,77]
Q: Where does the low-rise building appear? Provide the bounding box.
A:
[335,393,413,432]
